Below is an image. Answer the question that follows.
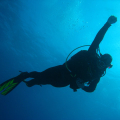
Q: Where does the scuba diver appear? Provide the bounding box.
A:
[0,15,117,95]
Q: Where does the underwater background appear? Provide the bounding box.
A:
[0,0,120,120]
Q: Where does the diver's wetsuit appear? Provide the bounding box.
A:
[23,22,111,92]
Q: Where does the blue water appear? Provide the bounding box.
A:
[0,0,120,120]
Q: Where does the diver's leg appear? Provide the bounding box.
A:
[23,79,39,87]
[34,65,70,87]
[23,71,47,87]
[22,71,41,87]
[23,65,71,88]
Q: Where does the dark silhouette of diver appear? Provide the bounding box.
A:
[0,15,117,95]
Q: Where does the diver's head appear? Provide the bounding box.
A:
[97,54,112,69]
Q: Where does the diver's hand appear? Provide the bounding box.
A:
[76,78,84,88]
[107,15,117,24]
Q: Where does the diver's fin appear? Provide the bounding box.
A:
[0,72,29,95]
[0,78,22,95]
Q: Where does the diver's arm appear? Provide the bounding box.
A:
[88,16,117,54]
[88,22,111,54]
[82,78,100,92]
